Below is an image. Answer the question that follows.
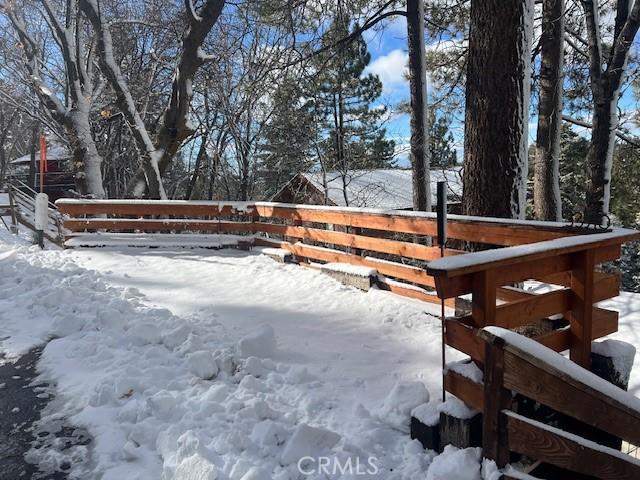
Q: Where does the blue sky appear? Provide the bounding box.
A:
[360,14,640,168]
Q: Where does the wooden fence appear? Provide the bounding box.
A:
[477,327,640,479]
[56,199,608,305]
[56,198,640,476]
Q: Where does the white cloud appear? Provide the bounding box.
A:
[365,49,409,94]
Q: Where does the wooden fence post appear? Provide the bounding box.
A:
[569,249,595,368]
[482,337,510,467]
[471,269,496,327]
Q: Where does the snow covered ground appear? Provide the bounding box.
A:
[1,226,639,480]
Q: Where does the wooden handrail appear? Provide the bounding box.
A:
[427,229,639,279]
[479,326,640,474]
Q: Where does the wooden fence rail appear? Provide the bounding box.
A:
[479,327,640,479]
[55,199,640,476]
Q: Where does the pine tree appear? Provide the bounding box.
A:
[313,19,395,173]
[429,114,457,168]
[258,78,316,197]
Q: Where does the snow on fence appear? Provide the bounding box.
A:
[55,198,640,475]
[477,327,640,478]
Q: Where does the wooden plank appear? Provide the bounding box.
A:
[64,218,255,233]
[569,249,596,368]
[255,222,462,261]
[444,318,485,363]
[277,242,437,288]
[375,279,456,308]
[506,412,640,480]
[500,349,640,446]
[471,269,496,328]
[443,370,484,412]
[539,271,620,303]
[493,289,571,329]
[427,232,637,280]
[482,340,511,467]
[57,202,253,217]
[534,307,618,352]
[255,204,575,245]
[434,244,624,300]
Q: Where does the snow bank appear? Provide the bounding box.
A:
[376,381,430,432]
[426,445,482,480]
[65,233,251,249]
[280,423,341,465]
[237,324,277,358]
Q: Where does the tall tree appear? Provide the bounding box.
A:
[407,0,430,211]
[429,114,457,168]
[79,0,225,199]
[534,0,564,221]
[3,1,106,198]
[581,0,640,224]
[462,0,534,219]
[313,19,395,175]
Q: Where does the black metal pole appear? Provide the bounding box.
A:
[437,181,447,401]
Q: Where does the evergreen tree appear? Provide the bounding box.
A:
[558,125,589,219]
[313,19,395,173]
[429,114,458,168]
[257,78,316,197]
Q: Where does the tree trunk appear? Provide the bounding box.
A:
[534,0,564,221]
[462,0,534,219]
[69,109,106,198]
[186,137,208,200]
[582,0,640,224]
[407,0,430,211]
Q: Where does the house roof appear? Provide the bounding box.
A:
[299,168,463,209]
[11,143,70,165]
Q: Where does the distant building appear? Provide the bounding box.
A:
[271,168,463,211]
[10,142,75,199]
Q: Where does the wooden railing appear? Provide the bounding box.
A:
[10,179,64,244]
[56,199,640,474]
[56,199,610,306]
[478,327,640,478]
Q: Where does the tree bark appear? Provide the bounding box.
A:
[534,0,564,221]
[582,0,640,224]
[462,0,534,219]
[407,0,430,211]
[126,0,225,198]
[79,0,166,199]
[7,2,106,198]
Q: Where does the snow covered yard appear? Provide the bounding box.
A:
[2,226,640,479]
[0,230,451,479]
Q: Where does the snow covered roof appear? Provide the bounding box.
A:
[11,142,70,164]
[300,168,463,209]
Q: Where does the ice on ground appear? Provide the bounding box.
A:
[426,445,482,480]
[376,381,430,432]
[280,423,341,465]
[237,324,277,358]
